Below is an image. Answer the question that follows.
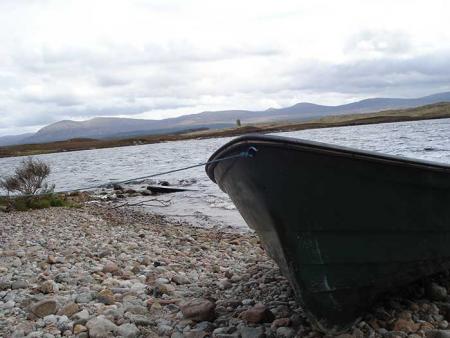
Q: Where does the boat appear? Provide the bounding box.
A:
[205,134,450,332]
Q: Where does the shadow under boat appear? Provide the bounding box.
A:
[205,134,450,332]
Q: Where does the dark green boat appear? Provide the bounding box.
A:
[206,134,450,332]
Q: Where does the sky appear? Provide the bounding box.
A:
[1,0,450,136]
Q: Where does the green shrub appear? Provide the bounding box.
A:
[0,194,71,212]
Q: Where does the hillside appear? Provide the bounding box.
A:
[1,102,449,158]
[2,91,450,146]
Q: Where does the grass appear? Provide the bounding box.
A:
[0,194,80,212]
[1,102,450,158]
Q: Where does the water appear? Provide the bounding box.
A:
[1,118,449,229]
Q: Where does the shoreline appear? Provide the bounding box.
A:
[2,204,450,337]
[1,102,450,159]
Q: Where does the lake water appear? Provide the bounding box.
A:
[1,118,449,229]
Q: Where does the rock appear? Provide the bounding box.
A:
[426,331,450,338]
[57,302,80,317]
[39,280,57,294]
[86,316,118,338]
[429,283,448,301]
[126,314,155,326]
[217,279,232,290]
[180,298,216,322]
[0,279,11,290]
[271,317,290,329]
[392,318,420,333]
[113,184,123,191]
[240,304,274,324]
[96,289,115,305]
[73,324,88,334]
[102,261,119,273]
[117,323,140,338]
[29,298,59,318]
[47,255,56,264]
[73,309,90,324]
[185,330,209,338]
[76,292,93,303]
[155,283,176,295]
[239,326,266,338]
[276,327,295,338]
[12,280,29,289]
[158,323,174,336]
[172,274,190,285]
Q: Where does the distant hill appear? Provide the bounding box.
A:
[2,91,450,146]
[0,133,34,146]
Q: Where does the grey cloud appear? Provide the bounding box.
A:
[284,51,450,96]
[345,30,412,55]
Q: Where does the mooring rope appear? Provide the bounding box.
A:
[0,146,258,198]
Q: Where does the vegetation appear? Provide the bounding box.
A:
[0,194,72,212]
[0,157,79,212]
[0,157,53,195]
[1,102,450,158]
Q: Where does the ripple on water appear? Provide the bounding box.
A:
[1,118,449,229]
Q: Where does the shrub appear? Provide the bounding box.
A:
[0,157,54,196]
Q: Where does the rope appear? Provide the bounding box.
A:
[0,146,258,198]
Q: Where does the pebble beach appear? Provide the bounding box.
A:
[2,201,450,338]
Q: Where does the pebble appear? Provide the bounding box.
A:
[86,316,117,338]
[240,303,274,324]
[29,299,59,318]
[180,298,216,321]
[102,261,119,274]
[3,202,450,338]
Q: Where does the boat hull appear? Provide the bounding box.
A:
[206,135,450,332]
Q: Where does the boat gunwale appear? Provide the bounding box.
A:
[206,134,450,182]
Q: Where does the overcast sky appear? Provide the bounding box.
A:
[1,0,450,136]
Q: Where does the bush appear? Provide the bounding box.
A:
[0,157,54,195]
[0,194,72,212]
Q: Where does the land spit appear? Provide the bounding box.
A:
[2,203,450,337]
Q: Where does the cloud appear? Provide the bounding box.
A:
[1,0,450,136]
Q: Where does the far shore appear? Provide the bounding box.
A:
[1,102,450,159]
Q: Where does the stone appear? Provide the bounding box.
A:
[29,298,59,318]
[156,283,176,295]
[0,279,11,290]
[240,304,274,324]
[126,314,155,326]
[117,323,140,338]
[73,324,88,334]
[217,278,232,290]
[185,330,209,338]
[57,302,80,317]
[271,317,290,329]
[430,331,450,338]
[239,326,266,338]
[276,327,295,338]
[12,280,29,289]
[73,309,90,323]
[47,255,56,264]
[102,261,119,273]
[172,275,190,285]
[39,280,57,294]
[76,292,93,303]
[392,318,420,333]
[96,289,115,305]
[429,283,448,301]
[180,298,216,322]
[86,316,118,338]
[158,323,174,336]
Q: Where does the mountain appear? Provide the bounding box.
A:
[2,91,450,146]
[0,133,34,146]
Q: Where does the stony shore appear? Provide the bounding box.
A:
[2,203,450,338]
